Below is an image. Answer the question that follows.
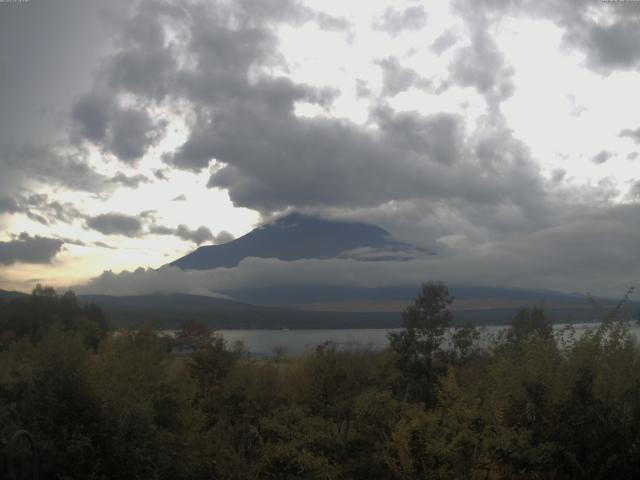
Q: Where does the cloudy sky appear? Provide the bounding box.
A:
[1,0,640,296]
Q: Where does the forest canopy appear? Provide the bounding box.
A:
[1,283,640,479]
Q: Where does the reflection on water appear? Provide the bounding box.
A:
[164,322,640,357]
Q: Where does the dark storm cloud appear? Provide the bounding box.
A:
[86,213,143,237]
[71,94,111,142]
[0,233,64,266]
[107,44,177,102]
[592,150,612,165]
[71,94,164,164]
[107,109,163,162]
[373,5,428,37]
[372,106,462,164]
[63,0,552,232]
[377,57,432,96]
[60,0,551,252]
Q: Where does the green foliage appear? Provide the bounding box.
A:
[0,285,109,350]
[3,284,640,479]
[507,306,553,347]
[388,281,453,404]
[257,406,343,480]
[450,321,482,363]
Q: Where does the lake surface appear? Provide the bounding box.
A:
[165,322,640,356]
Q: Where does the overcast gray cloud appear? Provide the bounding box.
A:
[1,192,85,226]
[446,3,515,110]
[620,128,640,144]
[377,57,432,96]
[151,223,235,245]
[79,204,640,297]
[431,29,458,54]
[0,0,129,199]
[51,0,560,262]
[453,0,640,74]
[176,225,214,245]
[85,0,537,219]
[0,197,19,215]
[4,0,640,296]
[86,213,143,237]
[373,5,428,37]
[1,143,110,194]
[592,150,612,165]
[72,94,165,164]
[108,172,151,189]
[71,94,111,142]
[0,233,64,266]
[20,193,85,225]
[107,108,164,163]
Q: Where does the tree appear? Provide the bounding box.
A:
[173,319,215,352]
[0,286,109,349]
[388,281,453,405]
[507,306,552,347]
[451,321,481,363]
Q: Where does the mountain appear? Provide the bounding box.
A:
[76,293,400,329]
[166,213,640,325]
[4,289,636,329]
[170,212,416,270]
[217,285,638,324]
[77,290,639,329]
[0,289,28,299]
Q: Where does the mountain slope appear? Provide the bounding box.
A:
[76,293,400,329]
[170,213,412,270]
[77,290,638,329]
[0,289,28,299]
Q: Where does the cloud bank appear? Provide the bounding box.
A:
[3,0,640,296]
[0,234,64,266]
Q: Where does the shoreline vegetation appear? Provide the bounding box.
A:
[2,283,640,478]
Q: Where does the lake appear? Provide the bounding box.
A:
[165,322,640,357]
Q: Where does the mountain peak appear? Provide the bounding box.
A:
[170,213,407,270]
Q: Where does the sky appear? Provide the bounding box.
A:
[1,0,640,297]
